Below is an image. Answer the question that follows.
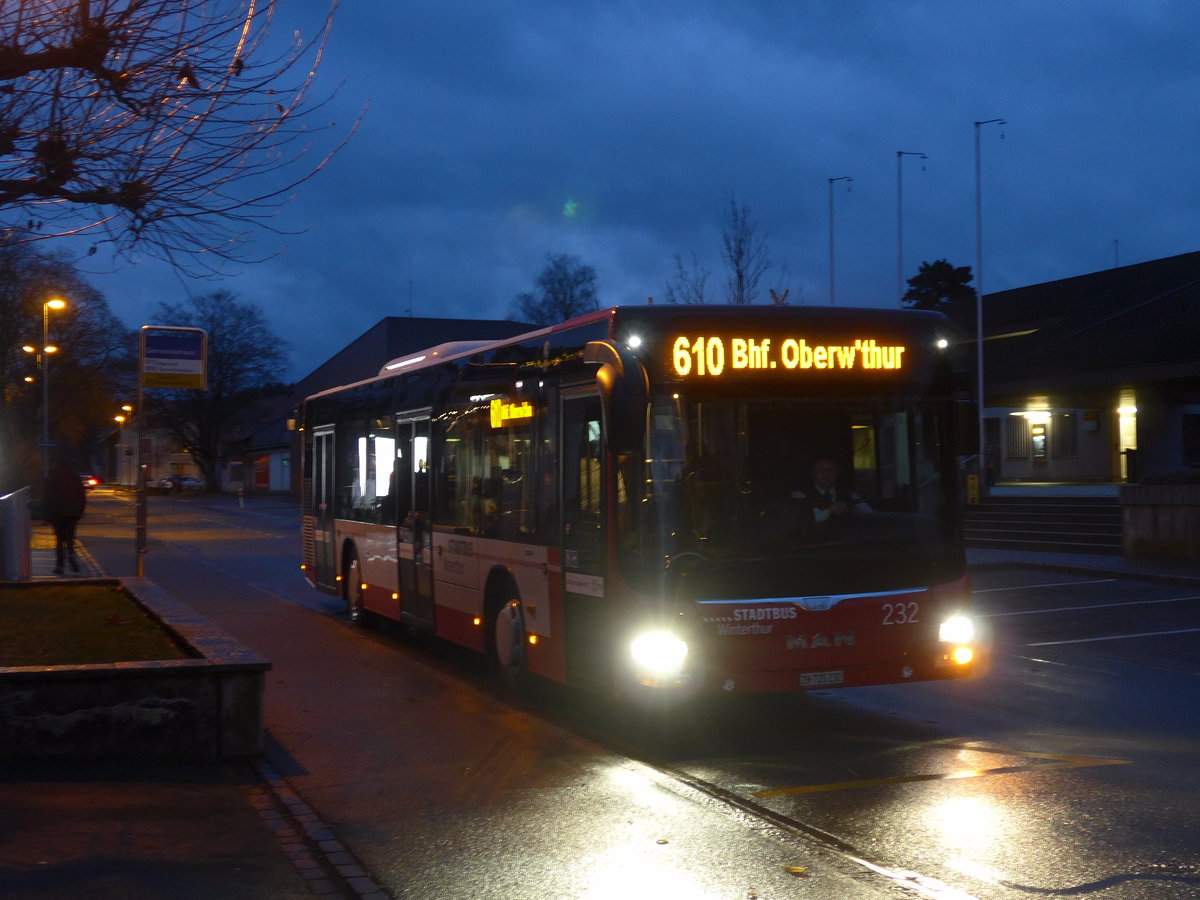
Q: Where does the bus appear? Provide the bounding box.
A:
[300,304,982,700]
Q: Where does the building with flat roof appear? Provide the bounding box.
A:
[982,250,1200,484]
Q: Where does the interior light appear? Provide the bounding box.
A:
[1117,406,1137,415]
[383,354,427,371]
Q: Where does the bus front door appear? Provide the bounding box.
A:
[561,392,610,689]
[396,414,435,627]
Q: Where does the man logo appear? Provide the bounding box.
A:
[786,632,856,651]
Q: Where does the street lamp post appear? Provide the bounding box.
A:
[39,298,66,476]
[114,415,127,484]
[896,151,927,304]
[117,404,133,484]
[827,176,852,306]
[974,118,1006,489]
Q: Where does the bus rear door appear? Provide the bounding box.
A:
[396,413,435,626]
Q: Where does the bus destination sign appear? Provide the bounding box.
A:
[670,334,908,378]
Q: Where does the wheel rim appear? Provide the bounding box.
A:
[493,598,525,670]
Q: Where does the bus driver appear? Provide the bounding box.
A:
[792,457,872,524]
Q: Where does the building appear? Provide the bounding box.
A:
[982,250,1200,484]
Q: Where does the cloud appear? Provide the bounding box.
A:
[77,0,1200,381]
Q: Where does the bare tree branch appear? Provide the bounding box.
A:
[663,252,709,305]
[0,0,356,274]
[719,196,771,305]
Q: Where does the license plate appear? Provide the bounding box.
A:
[800,670,844,687]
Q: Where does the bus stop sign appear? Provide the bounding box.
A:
[141,326,208,390]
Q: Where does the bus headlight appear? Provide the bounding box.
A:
[630,631,689,676]
[938,614,975,645]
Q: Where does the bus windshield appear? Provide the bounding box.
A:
[618,394,964,599]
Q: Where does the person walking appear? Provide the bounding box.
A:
[42,456,86,574]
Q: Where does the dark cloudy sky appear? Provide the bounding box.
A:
[86,1,1200,381]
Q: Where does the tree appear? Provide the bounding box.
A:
[902,259,976,335]
[0,244,131,491]
[0,1,351,273]
[147,290,287,487]
[719,196,771,305]
[663,252,709,305]
[509,253,599,325]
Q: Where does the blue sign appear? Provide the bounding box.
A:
[141,326,207,389]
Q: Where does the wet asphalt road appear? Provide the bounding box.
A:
[82,489,1200,899]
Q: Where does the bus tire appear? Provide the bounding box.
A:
[488,590,527,686]
[343,546,365,624]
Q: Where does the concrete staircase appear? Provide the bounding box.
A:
[963,495,1123,554]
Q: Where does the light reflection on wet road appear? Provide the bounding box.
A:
[86,490,1200,898]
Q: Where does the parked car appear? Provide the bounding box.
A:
[148,474,205,494]
[79,474,101,490]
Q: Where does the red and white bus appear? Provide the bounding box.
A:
[301,305,982,700]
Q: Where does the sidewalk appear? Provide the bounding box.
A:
[7,527,371,899]
[5,523,1199,899]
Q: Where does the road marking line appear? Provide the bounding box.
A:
[973,578,1115,594]
[988,595,1200,617]
[1026,626,1200,647]
[751,741,1129,798]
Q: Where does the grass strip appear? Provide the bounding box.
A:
[0,584,192,666]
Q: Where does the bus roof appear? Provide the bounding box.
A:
[306,304,948,402]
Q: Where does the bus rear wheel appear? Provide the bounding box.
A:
[491,596,527,686]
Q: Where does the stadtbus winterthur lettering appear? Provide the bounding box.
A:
[671,335,906,377]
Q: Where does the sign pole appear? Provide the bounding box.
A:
[136,325,208,577]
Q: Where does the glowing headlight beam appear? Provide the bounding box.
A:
[939,615,976,644]
[630,631,688,675]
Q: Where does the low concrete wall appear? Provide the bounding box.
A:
[1120,484,1200,560]
[0,578,269,760]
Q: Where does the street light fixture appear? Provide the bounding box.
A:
[896,151,928,304]
[974,118,1006,490]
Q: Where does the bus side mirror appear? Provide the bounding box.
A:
[584,340,648,454]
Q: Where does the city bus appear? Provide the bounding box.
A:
[300,304,982,700]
